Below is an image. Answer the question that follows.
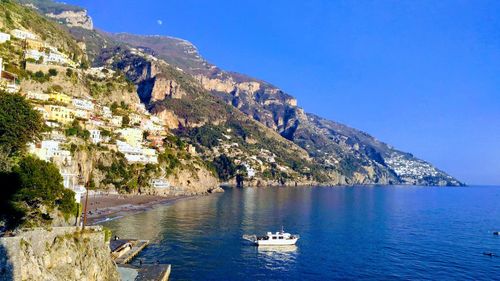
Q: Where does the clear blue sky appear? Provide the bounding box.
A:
[66,0,500,185]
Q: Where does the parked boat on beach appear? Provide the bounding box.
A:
[243,228,299,246]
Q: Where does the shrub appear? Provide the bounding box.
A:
[65,68,73,77]
[48,68,58,77]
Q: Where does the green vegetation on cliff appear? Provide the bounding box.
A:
[0,93,77,230]
[0,93,44,156]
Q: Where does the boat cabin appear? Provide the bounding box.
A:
[258,231,294,241]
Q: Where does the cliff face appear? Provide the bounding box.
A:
[20,0,464,186]
[18,0,93,30]
[0,227,119,281]
[96,47,321,186]
[107,33,463,186]
[46,10,93,30]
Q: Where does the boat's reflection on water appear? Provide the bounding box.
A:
[256,245,299,270]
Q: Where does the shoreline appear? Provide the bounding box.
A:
[81,194,200,225]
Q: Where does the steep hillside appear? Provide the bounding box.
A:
[20,0,464,186]
[0,0,85,61]
[96,46,332,186]
[106,33,464,186]
[1,0,221,195]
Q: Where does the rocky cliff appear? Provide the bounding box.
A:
[0,226,119,281]
[16,0,464,186]
[107,33,463,186]
[18,0,93,29]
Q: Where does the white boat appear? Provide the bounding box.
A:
[243,228,299,246]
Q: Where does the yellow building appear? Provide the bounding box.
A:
[44,105,75,124]
[49,92,72,104]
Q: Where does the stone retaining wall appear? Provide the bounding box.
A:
[0,226,119,281]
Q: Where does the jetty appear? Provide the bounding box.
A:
[111,238,171,280]
[111,239,150,264]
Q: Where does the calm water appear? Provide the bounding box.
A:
[104,186,500,280]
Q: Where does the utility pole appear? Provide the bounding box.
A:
[82,152,94,231]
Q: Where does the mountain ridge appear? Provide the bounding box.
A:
[16,0,464,186]
[107,32,463,186]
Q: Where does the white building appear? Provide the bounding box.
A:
[72,98,94,111]
[89,129,101,144]
[46,51,71,65]
[0,32,11,43]
[88,118,105,127]
[60,171,87,204]
[10,29,37,40]
[243,163,256,178]
[101,106,112,119]
[24,49,45,62]
[116,140,158,164]
[29,140,70,163]
[129,113,142,125]
[141,119,164,134]
[74,108,90,120]
[117,128,143,147]
[110,116,123,127]
[151,179,171,189]
[24,48,73,66]
[26,91,50,101]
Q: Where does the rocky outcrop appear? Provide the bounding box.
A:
[197,75,261,95]
[150,78,186,102]
[0,227,119,281]
[46,10,94,30]
[162,161,220,196]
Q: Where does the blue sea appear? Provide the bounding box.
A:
[103,186,500,280]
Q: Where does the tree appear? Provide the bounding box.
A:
[0,93,44,155]
[0,156,77,229]
[122,115,130,127]
[48,68,58,77]
[212,154,236,181]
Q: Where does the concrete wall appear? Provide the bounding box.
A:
[0,226,119,281]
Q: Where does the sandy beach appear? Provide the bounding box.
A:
[81,194,193,225]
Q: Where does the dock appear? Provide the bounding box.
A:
[111,239,150,264]
[111,239,171,280]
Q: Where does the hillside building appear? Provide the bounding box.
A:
[44,105,75,124]
[117,128,143,147]
[110,115,123,127]
[0,32,11,43]
[10,29,37,40]
[26,91,50,101]
[72,98,94,111]
[49,92,72,104]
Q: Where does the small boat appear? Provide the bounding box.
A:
[243,227,299,246]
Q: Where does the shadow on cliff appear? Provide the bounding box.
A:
[0,242,14,281]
